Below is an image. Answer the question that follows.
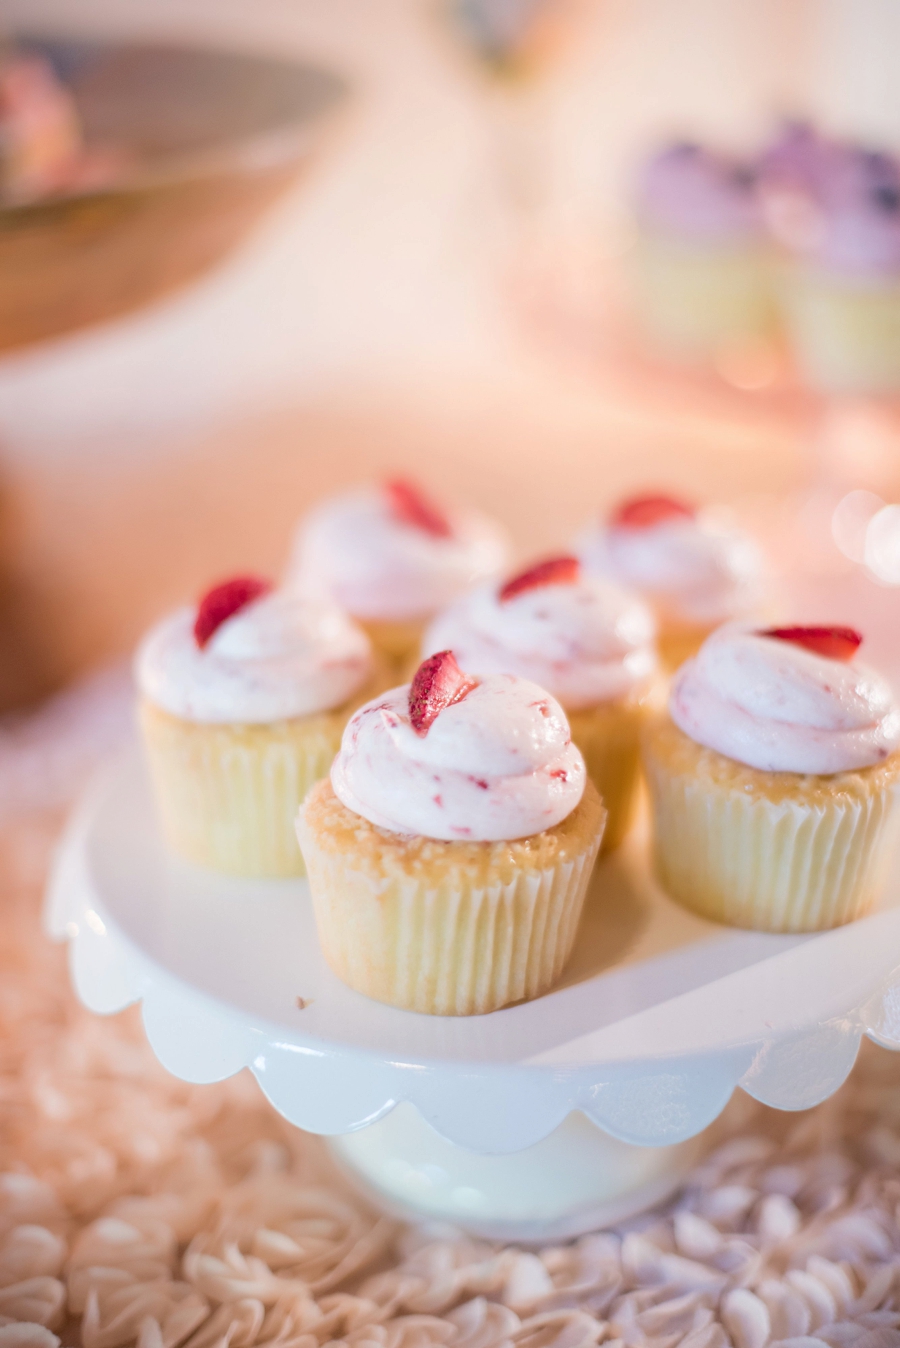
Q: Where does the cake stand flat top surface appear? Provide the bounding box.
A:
[47,749,900,1152]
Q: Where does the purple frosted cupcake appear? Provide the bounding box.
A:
[779,142,900,391]
[631,141,776,361]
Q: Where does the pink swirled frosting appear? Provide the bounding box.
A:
[576,509,763,628]
[330,674,585,841]
[669,625,900,774]
[136,589,372,724]
[290,486,510,622]
[423,575,656,710]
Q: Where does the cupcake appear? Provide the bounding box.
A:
[137,575,383,877]
[422,555,657,853]
[0,49,82,201]
[631,141,776,362]
[644,623,900,932]
[576,494,764,670]
[779,144,900,393]
[756,120,837,251]
[289,479,510,672]
[298,651,605,1015]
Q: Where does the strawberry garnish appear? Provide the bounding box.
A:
[194,575,273,648]
[385,478,453,538]
[760,626,862,661]
[409,650,478,735]
[499,555,580,603]
[611,494,695,529]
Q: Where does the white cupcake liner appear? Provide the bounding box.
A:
[298,784,605,1015]
[646,743,900,932]
[140,701,345,877]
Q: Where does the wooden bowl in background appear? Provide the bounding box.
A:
[0,36,350,352]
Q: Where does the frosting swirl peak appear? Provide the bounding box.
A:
[331,673,585,840]
[136,588,372,724]
[577,505,763,627]
[669,624,900,774]
[423,571,656,709]
[290,485,510,622]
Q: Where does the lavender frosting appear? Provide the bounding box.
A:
[636,142,763,244]
[760,129,900,277]
[758,121,836,200]
[810,148,900,278]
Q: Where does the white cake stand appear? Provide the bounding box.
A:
[46,749,900,1241]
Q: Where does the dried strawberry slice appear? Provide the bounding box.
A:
[385,478,453,538]
[409,650,478,734]
[611,494,695,529]
[499,555,580,603]
[760,625,862,661]
[194,575,273,648]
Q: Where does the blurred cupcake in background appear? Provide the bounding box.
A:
[136,576,386,877]
[0,42,125,203]
[423,555,658,852]
[289,479,511,671]
[756,119,836,248]
[779,143,900,393]
[576,494,766,671]
[0,45,83,201]
[630,141,777,362]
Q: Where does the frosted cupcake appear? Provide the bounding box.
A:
[576,494,764,671]
[780,145,900,392]
[298,651,605,1015]
[632,141,776,362]
[0,50,82,201]
[423,556,657,852]
[756,120,836,251]
[289,479,510,672]
[137,576,381,877]
[644,624,900,932]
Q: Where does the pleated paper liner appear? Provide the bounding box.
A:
[644,716,900,932]
[298,778,606,1014]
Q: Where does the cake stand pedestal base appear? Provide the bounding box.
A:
[329,1104,702,1242]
